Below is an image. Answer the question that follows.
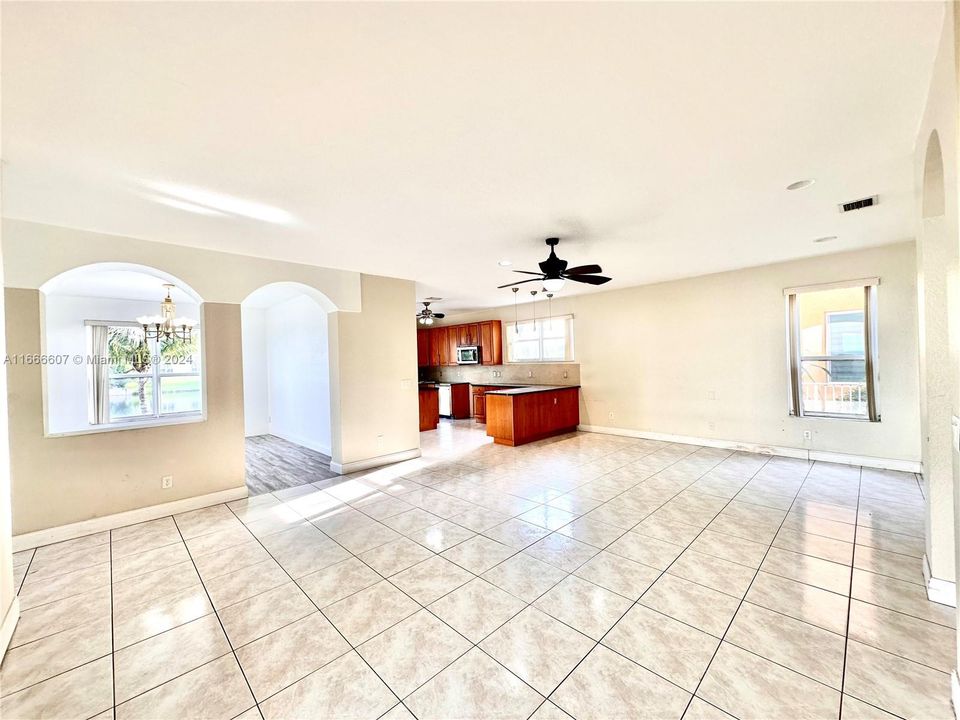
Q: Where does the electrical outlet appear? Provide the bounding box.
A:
[562,371,569,379]
[527,370,533,378]
[608,411,615,420]
[707,421,716,431]
[707,390,717,400]
[377,433,384,449]
[161,475,173,489]
[802,430,812,441]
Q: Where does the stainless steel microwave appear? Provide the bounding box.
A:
[456,346,480,364]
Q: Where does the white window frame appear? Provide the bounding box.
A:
[89,320,203,426]
[504,314,575,363]
[784,278,880,422]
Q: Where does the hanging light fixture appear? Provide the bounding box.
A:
[136,284,196,342]
[513,287,520,334]
[530,290,538,331]
[545,292,554,332]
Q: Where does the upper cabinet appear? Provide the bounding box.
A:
[418,320,502,367]
[417,329,430,367]
[479,321,502,365]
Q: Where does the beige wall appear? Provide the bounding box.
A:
[443,242,921,464]
[1,221,421,535]
[913,1,959,589]
[0,209,16,658]
[6,291,246,534]
[331,275,420,468]
[2,219,362,310]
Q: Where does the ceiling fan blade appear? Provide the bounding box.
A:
[497,278,544,289]
[432,313,445,319]
[567,274,612,285]
[563,264,602,276]
[512,270,546,277]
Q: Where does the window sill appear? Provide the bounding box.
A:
[45,413,205,438]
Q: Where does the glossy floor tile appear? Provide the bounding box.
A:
[1,420,952,719]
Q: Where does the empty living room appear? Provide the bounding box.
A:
[0,2,959,719]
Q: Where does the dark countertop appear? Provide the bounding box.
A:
[418,384,439,391]
[485,385,581,396]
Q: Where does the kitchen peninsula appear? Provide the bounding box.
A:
[485,385,581,446]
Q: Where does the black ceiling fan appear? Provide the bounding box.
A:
[499,238,611,290]
[416,301,445,325]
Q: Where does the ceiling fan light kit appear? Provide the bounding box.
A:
[416,301,445,325]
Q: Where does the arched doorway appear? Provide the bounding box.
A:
[241,282,336,494]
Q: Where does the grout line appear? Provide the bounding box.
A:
[221,503,410,717]
[674,455,810,718]
[839,466,863,719]
[108,530,117,720]
[166,515,262,717]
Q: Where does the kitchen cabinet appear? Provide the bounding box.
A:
[471,383,520,423]
[479,321,503,365]
[486,386,580,446]
[429,327,449,367]
[419,386,440,431]
[417,330,430,367]
[450,383,471,419]
[446,328,459,366]
[418,320,503,368]
[472,386,488,423]
[457,323,480,347]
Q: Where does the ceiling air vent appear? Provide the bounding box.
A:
[839,195,878,213]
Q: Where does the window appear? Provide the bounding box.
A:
[785,280,879,421]
[505,315,574,362]
[92,323,202,424]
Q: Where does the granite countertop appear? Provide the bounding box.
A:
[485,385,581,396]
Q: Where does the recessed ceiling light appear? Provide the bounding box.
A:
[498,259,512,266]
[813,235,837,243]
[787,179,816,191]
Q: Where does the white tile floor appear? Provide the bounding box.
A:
[2,420,955,719]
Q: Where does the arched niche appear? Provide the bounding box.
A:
[40,263,206,434]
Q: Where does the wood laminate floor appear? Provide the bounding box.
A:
[245,434,341,495]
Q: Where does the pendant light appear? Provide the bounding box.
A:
[512,287,520,334]
[530,290,538,331]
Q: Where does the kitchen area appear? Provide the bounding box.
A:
[417,319,582,446]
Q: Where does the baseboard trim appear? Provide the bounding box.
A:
[0,597,19,663]
[923,554,957,607]
[12,486,249,552]
[271,431,331,458]
[331,448,422,475]
[576,424,922,473]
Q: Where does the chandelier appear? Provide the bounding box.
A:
[136,284,196,342]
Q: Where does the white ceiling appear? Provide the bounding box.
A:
[2,2,942,314]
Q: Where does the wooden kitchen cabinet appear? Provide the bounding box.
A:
[417,320,502,368]
[429,327,449,367]
[417,329,430,367]
[457,323,480,347]
[445,327,459,366]
[479,321,503,365]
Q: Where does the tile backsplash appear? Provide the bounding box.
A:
[421,363,580,386]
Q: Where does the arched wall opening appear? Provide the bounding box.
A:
[241,283,334,485]
[39,263,205,435]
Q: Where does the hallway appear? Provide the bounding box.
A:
[245,435,341,495]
